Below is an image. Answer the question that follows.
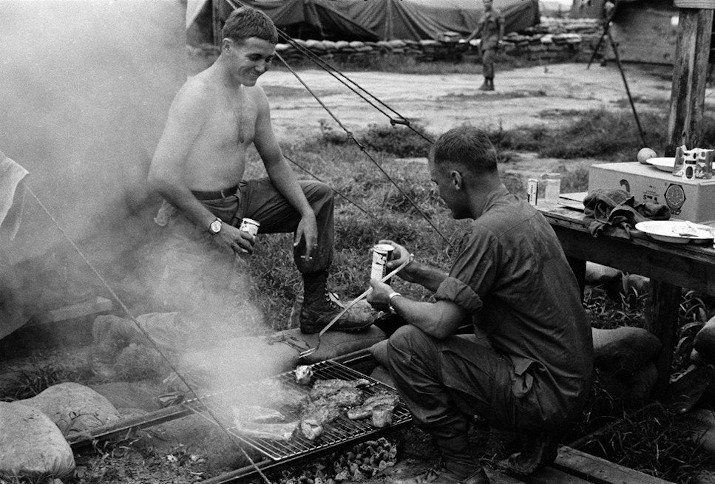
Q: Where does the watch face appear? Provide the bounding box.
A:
[209,219,222,234]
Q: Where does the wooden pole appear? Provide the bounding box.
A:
[212,0,223,47]
[667,7,713,149]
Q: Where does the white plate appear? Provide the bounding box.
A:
[646,157,676,172]
[635,220,715,244]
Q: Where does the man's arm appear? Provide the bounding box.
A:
[498,12,505,44]
[252,87,318,256]
[147,83,253,253]
[466,19,483,42]
[369,279,469,339]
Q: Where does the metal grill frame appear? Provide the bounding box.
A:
[183,360,412,461]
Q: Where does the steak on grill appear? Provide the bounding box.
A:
[309,378,370,400]
[347,392,399,420]
[233,420,300,441]
[231,405,286,424]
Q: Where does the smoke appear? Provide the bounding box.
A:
[0,0,186,261]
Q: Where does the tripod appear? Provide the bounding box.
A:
[587,3,648,147]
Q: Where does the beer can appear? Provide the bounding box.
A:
[371,244,394,283]
[527,178,539,206]
[239,217,260,237]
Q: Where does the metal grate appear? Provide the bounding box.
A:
[183,360,412,461]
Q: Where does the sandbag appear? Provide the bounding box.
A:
[18,382,120,438]
[0,401,75,478]
[592,327,661,376]
[695,316,715,364]
[598,362,658,407]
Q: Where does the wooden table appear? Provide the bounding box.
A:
[538,204,715,395]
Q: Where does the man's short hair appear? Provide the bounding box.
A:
[222,7,279,44]
[430,125,498,174]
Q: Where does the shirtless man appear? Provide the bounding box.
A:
[147,6,371,333]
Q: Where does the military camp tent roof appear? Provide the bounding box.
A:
[188,0,541,42]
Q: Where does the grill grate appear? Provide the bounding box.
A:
[184,360,412,461]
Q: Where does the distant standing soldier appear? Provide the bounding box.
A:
[466,0,505,91]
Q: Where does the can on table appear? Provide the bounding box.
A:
[527,178,539,206]
[371,244,394,284]
[239,217,260,237]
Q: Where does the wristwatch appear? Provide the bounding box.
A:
[388,292,402,314]
[208,218,222,235]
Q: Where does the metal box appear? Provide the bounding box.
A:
[588,162,715,223]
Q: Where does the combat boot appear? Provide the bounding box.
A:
[501,432,558,475]
[485,78,495,91]
[299,272,373,334]
[478,78,490,91]
[393,436,490,484]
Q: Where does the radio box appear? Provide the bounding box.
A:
[588,162,715,223]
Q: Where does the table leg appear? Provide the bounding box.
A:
[645,281,681,397]
[567,257,587,301]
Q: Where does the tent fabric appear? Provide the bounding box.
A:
[206,0,540,42]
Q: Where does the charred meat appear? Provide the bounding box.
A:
[233,420,299,441]
[309,378,370,400]
[231,405,286,424]
[295,365,314,385]
[347,392,399,420]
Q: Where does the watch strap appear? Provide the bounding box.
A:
[388,292,402,314]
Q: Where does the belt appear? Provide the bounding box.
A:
[191,185,238,200]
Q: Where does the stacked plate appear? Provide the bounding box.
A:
[635,220,715,244]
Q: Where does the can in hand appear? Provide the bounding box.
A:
[239,217,260,237]
[527,178,539,206]
[371,243,394,284]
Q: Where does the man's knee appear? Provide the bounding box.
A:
[302,180,334,204]
[387,325,435,369]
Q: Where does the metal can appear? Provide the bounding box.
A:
[371,244,394,283]
[527,178,539,206]
[239,217,260,237]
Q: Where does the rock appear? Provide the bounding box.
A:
[18,382,120,438]
[691,408,715,456]
[0,401,75,478]
[592,327,661,376]
[598,362,658,407]
[694,316,715,364]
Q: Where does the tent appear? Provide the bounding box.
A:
[570,0,679,64]
[189,0,541,42]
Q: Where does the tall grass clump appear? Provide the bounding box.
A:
[488,109,675,162]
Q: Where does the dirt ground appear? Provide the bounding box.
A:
[261,62,677,145]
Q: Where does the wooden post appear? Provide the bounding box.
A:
[667,5,713,149]
[212,0,223,47]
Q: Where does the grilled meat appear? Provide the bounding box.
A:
[231,405,286,423]
[300,419,323,440]
[347,392,399,420]
[371,404,394,428]
[309,378,370,399]
[295,365,313,385]
[233,420,299,441]
[301,398,342,425]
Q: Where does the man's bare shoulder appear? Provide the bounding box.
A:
[245,83,269,105]
[172,72,219,114]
